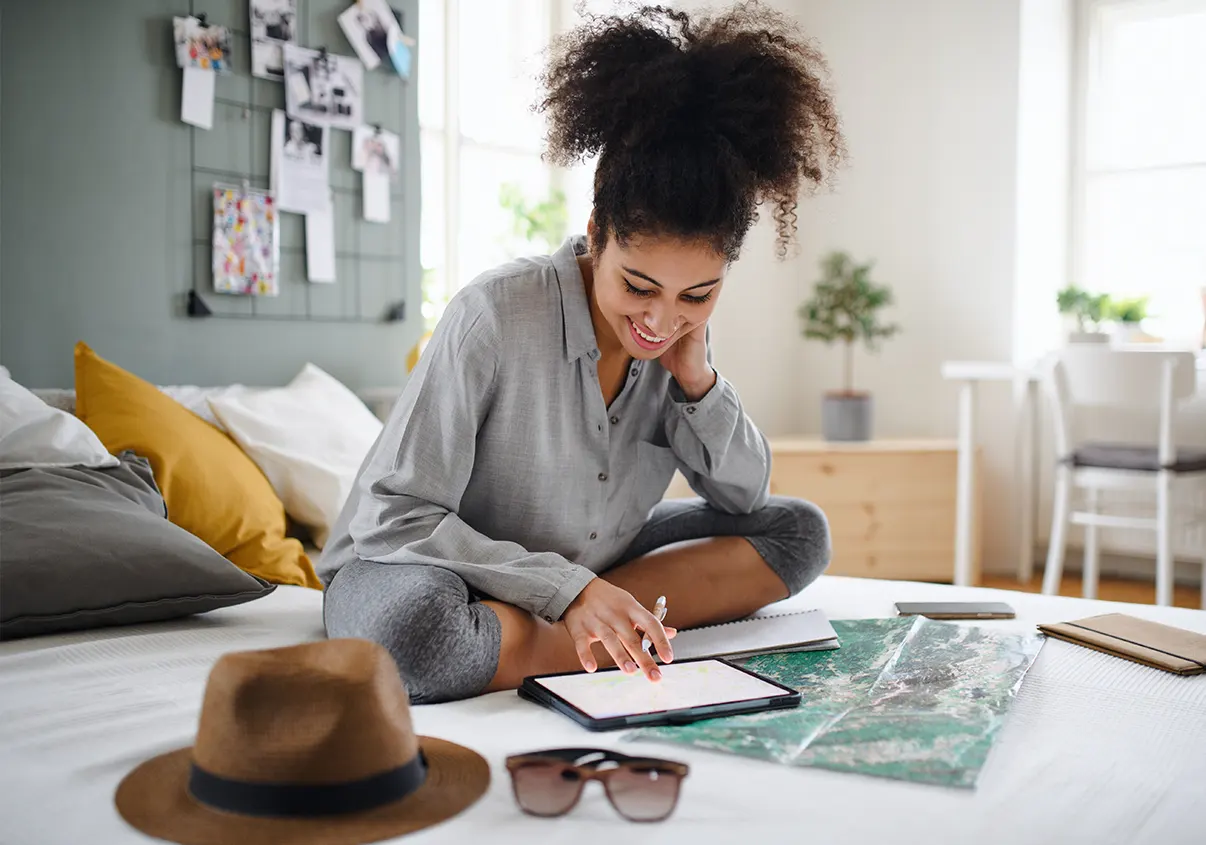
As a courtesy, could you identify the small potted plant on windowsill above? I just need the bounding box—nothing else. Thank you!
[1106,295,1150,343]
[1056,285,1111,344]
[798,251,900,442]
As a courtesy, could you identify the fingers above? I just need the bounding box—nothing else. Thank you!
[573,634,597,673]
[639,613,675,666]
[565,618,598,673]
[597,629,636,675]
[623,626,661,681]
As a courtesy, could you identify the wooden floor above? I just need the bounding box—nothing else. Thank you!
[981,572,1203,610]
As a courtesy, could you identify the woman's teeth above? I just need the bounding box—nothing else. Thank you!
[631,319,666,343]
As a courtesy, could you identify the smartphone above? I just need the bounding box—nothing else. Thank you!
[894,601,1016,620]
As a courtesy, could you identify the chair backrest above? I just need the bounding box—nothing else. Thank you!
[1043,347,1198,464]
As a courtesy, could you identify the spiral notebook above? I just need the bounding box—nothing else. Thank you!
[666,608,839,662]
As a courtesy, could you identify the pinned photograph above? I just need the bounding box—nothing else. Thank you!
[283,44,364,131]
[250,0,298,80]
[173,16,233,73]
[338,0,415,77]
[351,125,400,175]
[271,109,332,215]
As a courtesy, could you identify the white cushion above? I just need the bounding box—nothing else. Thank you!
[0,374,118,470]
[206,363,383,548]
[159,384,253,431]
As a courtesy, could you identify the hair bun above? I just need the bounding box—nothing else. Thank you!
[538,2,845,258]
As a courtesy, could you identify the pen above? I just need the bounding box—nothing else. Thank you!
[641,595,667,653]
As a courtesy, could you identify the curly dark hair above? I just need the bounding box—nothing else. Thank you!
[536,1,846,261]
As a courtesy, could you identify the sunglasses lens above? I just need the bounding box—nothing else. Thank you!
[606,766,682,822]
[511,763,582,816]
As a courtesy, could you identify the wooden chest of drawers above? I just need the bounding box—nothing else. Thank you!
[663,438,979,584]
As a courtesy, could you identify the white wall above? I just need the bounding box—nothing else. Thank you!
[703,0,1034,573]
[1014,0,1074,367]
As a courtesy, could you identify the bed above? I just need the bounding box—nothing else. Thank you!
[2,574,1203,845]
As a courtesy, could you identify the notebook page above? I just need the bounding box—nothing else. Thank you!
[668,609,838,661]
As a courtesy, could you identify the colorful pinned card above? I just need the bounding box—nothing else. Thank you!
[212,186,280,296]
[172,16,233,73]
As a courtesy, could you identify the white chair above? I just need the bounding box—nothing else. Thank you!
[1041,347,1206,608]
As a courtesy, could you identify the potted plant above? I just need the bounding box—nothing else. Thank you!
[1106,295,1149,342]
[798,251,900,441]
[1056,285,1110,343]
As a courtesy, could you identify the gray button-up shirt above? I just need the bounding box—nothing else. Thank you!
[318,236,771,622]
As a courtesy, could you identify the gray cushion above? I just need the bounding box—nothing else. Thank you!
[1070,442,1206,474]
[0,451,275,640]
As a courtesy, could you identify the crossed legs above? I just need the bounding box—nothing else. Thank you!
[324,496,831,704]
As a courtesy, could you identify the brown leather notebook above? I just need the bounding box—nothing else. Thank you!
[1038,613,1206,676]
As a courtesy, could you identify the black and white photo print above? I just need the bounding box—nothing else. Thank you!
[284,117,324,164]
[283,44,364,131]
[337,0,405,72]
[271,109,331,215]
[250,0,297,80]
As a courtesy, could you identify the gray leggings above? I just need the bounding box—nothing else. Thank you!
[323,496,831,704]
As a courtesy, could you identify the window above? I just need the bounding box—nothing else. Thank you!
[1072,0,1206,346]
[417,0,606,331]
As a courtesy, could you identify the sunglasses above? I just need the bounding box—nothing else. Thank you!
[505,747,689,822]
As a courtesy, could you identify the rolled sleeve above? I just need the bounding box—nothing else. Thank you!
[664,369,772,514]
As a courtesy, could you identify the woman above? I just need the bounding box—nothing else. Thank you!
[320,2,845,704]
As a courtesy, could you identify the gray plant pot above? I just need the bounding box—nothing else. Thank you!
[822,393,873,441]
[1067,331,1109,344]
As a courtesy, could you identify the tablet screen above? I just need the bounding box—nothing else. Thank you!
[532,659,790,720]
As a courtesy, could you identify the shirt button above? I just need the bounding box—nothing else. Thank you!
[589,531,597,540]
[609,415,619,425]
[631,367,639,377]
[597,423,603,432]
[598,472,608,482]
[686,406,697,414]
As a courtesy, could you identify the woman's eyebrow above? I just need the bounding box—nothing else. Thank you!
[622,266,721,290]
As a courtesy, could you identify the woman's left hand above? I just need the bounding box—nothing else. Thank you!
[658,321,716,401]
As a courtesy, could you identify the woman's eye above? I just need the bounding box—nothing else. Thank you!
[682,292,713,305]
[624,279,655,298]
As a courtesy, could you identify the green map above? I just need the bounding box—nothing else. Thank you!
[624,617,1044,788]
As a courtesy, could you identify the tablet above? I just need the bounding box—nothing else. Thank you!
[518,658,801,731]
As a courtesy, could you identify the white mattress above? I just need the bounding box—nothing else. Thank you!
[2,575,1204,845]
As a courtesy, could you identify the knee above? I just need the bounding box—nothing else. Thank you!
[763,496,832,595]
[324,563,495,704]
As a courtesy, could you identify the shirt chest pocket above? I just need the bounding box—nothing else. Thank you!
[616,440,681,537]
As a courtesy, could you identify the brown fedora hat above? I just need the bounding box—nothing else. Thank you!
[115,638,489,845]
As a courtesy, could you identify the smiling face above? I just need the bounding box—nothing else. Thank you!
[583,220,727,361]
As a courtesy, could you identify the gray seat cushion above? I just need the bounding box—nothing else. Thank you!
[1070,442,1206,474]
[0,451,274,640]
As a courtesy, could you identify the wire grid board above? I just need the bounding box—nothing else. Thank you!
[185,0,416,323]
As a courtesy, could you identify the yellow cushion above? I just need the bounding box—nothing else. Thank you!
[73,343,321,590]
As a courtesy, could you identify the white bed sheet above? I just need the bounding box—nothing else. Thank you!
[2,575,1204,845]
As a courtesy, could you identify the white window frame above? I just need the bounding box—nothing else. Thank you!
[1068,0,1206,344]
[420,0,572,327]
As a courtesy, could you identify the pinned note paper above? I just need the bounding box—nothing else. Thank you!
[181,67,216,129]
[363,171,390,223]
[305,196,336,283]
[351,125,398,224]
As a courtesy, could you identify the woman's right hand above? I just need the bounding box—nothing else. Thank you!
[563,579,675,681]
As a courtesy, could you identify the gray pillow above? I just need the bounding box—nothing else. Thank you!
[0,451,275,640]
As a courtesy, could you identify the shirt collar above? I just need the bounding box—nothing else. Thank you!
[552,234,600,363]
